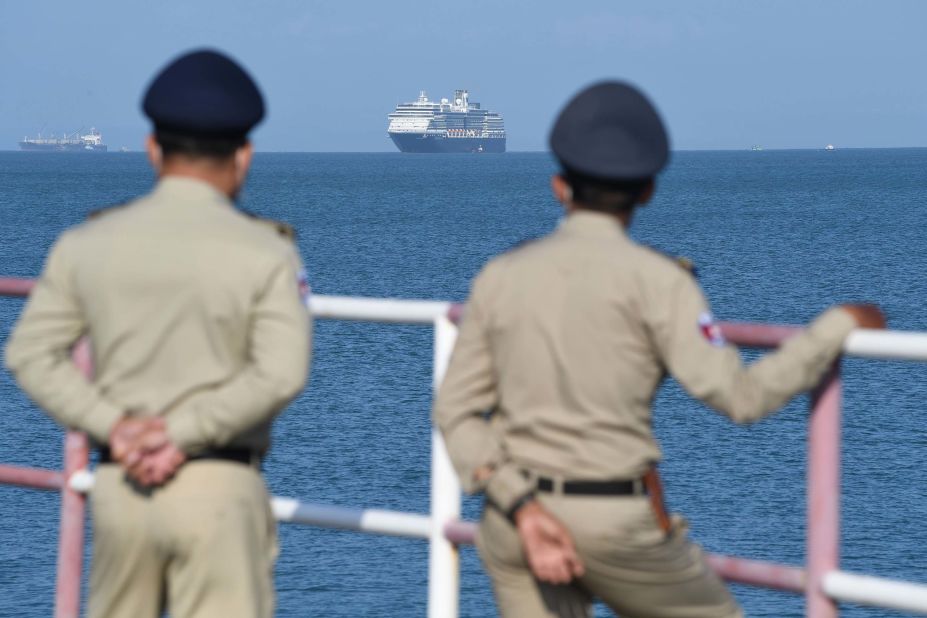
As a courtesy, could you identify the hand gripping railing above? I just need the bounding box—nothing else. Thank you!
[3,276,927,616]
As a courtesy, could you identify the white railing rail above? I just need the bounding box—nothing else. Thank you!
[309,294,450,324]
[307,294,927,362]
[428,315,462,618]
[304,295,927,617]
[823,571,927,614]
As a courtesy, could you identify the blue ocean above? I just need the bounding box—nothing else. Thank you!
[1,149,926,617]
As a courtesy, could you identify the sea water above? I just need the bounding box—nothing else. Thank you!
[1,149,926,617]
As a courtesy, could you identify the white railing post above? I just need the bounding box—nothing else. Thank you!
[428,315,461,618]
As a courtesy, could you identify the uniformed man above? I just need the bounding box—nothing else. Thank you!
[4,49,311,618]
[433,81,885,617]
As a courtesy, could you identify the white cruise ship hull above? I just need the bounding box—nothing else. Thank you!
[389,133,505,153]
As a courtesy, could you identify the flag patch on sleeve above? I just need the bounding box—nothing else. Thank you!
[698,312,726,347]
[297,268,312,306]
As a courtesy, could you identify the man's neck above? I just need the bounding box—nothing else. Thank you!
[158,163,237,199]
[566,204,634,228]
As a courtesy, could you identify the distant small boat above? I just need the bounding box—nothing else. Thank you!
[825,144,836,151]
[751,145,763,151]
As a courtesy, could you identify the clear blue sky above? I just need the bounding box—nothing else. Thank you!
[1,1,925,152]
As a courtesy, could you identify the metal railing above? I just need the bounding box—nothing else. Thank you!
[2,276,927,616]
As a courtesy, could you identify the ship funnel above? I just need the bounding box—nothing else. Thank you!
[453,89,469,110]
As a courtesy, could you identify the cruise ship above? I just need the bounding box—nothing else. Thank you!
[387,90,505,153]
[18,128,107,152]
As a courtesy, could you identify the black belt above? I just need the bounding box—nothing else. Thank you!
[533,475,647,496]
[97,447,258,466]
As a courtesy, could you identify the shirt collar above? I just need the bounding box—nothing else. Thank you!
[558,209,629,240]
[151,176,233,208]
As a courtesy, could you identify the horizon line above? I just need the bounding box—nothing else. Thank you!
[2,146,926,154]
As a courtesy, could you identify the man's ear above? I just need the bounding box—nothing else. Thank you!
[551,175,573,207]
[145,135,163,174]
[234,142,254,185]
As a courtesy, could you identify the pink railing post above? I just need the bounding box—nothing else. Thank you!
[53,337,93,618]
[54,431,89,618]
[806,362,841,617]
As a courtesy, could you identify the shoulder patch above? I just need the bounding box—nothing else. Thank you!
[698,312,727,347]
[296,267,312,306]
[642,245,698,278]
[87,202,129,220]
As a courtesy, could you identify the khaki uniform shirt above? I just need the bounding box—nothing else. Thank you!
[5,177,312,454]
[434,210,855,513]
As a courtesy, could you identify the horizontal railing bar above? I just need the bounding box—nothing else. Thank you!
[310,295,451,325]
[0,279,452,325]
[0,277,34,296]
[439,518,808,594]
[5,279,927,360]
[271,500,812,597]
[824,570,927,614]
[443,519,477,545]
[844,330,927,362]
[271,497,431,539]
[721,322,927,361]
[718,323,803,349]
[706,554,805,593]
[10,468,927,611]
[0,464,64,491]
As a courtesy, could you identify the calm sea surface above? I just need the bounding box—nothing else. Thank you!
[1,150,926,617]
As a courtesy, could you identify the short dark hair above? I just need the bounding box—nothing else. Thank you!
[155,129,245,160]
[564,169,651,214]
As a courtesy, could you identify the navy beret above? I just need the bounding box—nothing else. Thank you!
[142,49,265,138]
[550,81,669,182]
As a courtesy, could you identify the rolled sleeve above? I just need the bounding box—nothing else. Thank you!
[484,462,536,514]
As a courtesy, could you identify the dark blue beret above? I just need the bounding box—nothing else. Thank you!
[142,49,265,138]
[549,81,669,182]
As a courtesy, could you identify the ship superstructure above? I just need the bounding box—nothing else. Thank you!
[388,90,505,153]
[18,128,107,152]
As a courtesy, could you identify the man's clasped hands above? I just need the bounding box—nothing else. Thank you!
[108,416,187,487]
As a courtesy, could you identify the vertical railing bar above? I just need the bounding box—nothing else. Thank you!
[427,316,462,618]
[53,431,88,618]
[54,337,93,618]
[806,362,842,617]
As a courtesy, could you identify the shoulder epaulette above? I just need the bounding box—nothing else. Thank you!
[643,245,698,278]
[86,202,129,221]
[264,219,296,241]
[675,256,697,276]
[243,211,296,241]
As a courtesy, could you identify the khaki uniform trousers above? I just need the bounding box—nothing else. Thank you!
[477,493,742,618]
[88,460,278,618]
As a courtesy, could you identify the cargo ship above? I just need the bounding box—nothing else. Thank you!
[387,90,505,153]
[18,128,107,152]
